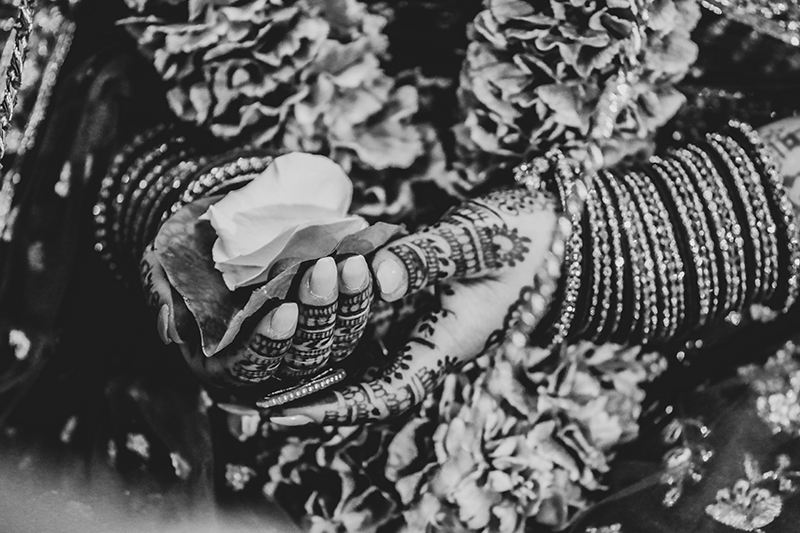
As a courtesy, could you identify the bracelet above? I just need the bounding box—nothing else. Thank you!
[706,134,763,306]
[93,125,170,278]
[728,120,800,313]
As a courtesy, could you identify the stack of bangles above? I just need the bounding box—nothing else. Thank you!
[520,120,800,348]
[92,124,273,284]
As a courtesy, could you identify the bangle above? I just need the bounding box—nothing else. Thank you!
[706,134,762,306]
[592,170,629,343]
[93,125,170,278]
[717,134,779,304]
[686,144,747,318]
[728,120,800,313]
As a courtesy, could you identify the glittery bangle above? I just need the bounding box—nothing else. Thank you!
[606,168,657,343]
[717,134,779,304]
[519,185,583,355]
[706,134,761,307]
[672,149,724,327]
[686,144,747,318]
[628,167,688,341]
[120,139,190,255]
[728,120,800,313]
[135,156,209,261]
[546,161,584,347]
[592,170,629,343]
[93,125,169,277]
[575,176,610,338]
[662,156,715,329]
[167,153,273,220]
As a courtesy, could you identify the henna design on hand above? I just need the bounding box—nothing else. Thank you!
[227,334,291,384]
[331,282,373,362]
[280,301,337,378]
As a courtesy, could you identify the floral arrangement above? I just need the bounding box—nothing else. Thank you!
[122,0,448,222]
[258,342,666,532]
[455,0,701,184]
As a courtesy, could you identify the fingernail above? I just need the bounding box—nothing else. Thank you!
[341,255,368,292]
[269,415,314,427]
[309,257,337,300]
[270,303,298,339]
[376,259,402,295]
[157,305,172,345]
[165,306,184,345]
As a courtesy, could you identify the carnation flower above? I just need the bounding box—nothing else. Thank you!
[389,342,666,532]
[124,0,328,145]
[455,0,701,185]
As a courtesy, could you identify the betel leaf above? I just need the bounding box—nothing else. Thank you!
[155,198,406,356]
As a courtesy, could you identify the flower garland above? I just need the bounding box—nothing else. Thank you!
[455,0,701,184]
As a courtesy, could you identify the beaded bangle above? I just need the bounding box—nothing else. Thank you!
[135,156,207,261]
[627,167,687,341]
[167,153,273,220]
[662,156,715,330]
[728,120,800,313]
[717,134,779,303]
[547,161,585,347]
[706,134,763,307]
[592,170,629,343]
[686,144,747,317]
[120,142,190,254]
[93,125,170,277]
[670,150,722,328]
[607,168,658,343]
[575,176,609,338]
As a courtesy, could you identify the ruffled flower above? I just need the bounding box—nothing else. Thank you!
[124,0,328,145]
[456,0,701,185]
[389,343,666,532]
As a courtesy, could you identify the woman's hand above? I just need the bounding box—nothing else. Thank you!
[140,251,373,393]
[272,187,559,425]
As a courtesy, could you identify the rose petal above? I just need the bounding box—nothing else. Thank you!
[202,152,354,259]
[219,215,368,289]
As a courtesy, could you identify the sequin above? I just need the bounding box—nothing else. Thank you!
[225,464,256,492]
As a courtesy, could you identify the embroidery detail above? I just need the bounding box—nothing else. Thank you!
[225,463,256,492]
[660,418,714,507]
[740,341,800,435]
[705,454,799,532]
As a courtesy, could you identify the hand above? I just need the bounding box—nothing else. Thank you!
[140,250,373,394]
[272,187,559,425]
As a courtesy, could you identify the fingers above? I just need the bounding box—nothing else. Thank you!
[188,302,298,389]
[272,281,503,425]
[279,257,339,379]
[331,255,373,363]
[224,303,298,384]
